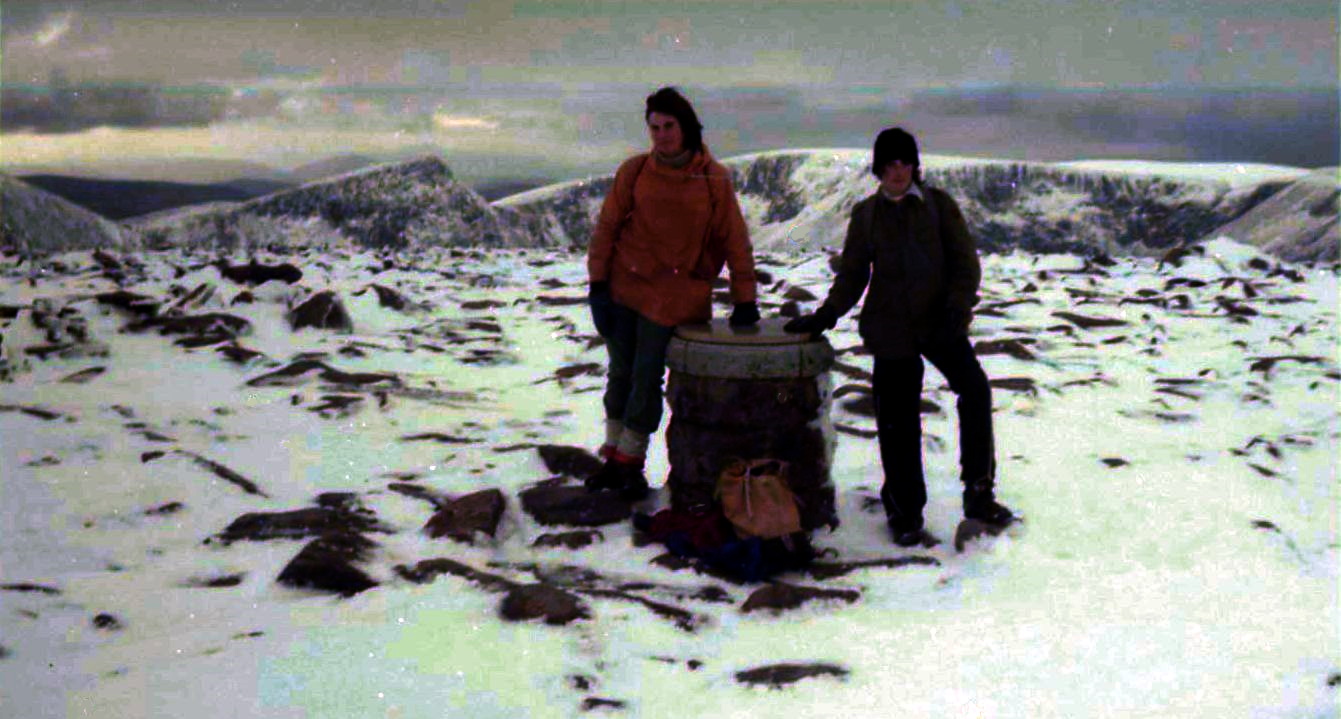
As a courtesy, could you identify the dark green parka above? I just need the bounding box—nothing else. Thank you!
[821,185,981,358]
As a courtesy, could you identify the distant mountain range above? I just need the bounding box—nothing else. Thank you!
[2,151,1336,262]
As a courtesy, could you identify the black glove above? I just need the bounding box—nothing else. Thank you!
[729,301,760,327]
[589,281,614,337]
[783,304,838,335]
[929,306,970,347]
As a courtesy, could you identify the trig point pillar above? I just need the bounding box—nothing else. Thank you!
[663,317,837,531]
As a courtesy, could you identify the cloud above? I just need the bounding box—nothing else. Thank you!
[33,11,75,47]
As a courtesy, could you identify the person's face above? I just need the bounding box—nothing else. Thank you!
[880,159,915,196]
[647,112,685,155]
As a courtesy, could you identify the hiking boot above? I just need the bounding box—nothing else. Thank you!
[617,466,650,502]
[888,516,929,548]
[964,487,1016,527]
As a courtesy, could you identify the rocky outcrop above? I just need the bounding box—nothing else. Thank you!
[1207,168,1338,262]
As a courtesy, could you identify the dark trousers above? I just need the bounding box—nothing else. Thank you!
[873,336,996,527]
[602,302,676,436]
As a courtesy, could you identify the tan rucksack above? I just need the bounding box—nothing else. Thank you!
[715,459,802,540]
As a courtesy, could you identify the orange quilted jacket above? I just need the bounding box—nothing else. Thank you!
[587,148,757,327]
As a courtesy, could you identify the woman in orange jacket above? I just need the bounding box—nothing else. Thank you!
[585,86,759,499]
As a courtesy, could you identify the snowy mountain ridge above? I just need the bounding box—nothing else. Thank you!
[501,149,1334,261]
[2,150,1334,262]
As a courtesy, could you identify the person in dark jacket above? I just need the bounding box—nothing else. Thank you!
[784,127,1015,546]
[586,87,760,500]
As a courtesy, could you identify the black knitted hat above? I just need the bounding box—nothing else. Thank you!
[871,127,921,181]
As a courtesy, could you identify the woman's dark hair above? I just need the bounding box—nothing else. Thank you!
[871,126,923,185]
[645,86,704,153]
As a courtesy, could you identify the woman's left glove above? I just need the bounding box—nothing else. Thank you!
[729,301,760,327]
[589,281,614,337]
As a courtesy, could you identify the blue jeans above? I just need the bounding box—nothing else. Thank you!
[603,302,676,436]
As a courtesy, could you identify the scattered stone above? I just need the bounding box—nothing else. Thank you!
[989,377,1038,395]
[734,662,849,689]
[95,290,160,317]
[1247,355,1324,375]
[533,529,604,550]
[1051,311,1128,330]
[424,489,507,543]
[367,283,409,311]
[177,451,269,497]
[287,290,353,332]
[183,573,246,588]
[276,532,379,597]
[214,503,386,544]
[400,432,475,444]
[141,451,166,463]
[1,582,62,595]
[394,558,518,592]
[0,404,64,421]
[1100,457,1129,468]
[127,313,251,341]
[498,583,589,625]
[59,366,106,384]
[245,359,399,388]
[216,343,265,365]
[387,482,446,509]
[145,501,184,515]
[580,697,626,712]
[519,484,633,527]
[217,260,302,286]
[833,423,878,439]
[536,444,604,479]
[953,518,1011,553]
[974,338,1038,361]
[741,582,860,613]
[92,613,123,631]
[804,556,940,580]
[568,674,595,691]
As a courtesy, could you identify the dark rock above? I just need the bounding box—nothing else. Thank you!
[215,505,385,544]
[245,359,399,388]
[424,489,506,543]
[519,484,633,527]
[387,482,447,508]
[533,529,604,550]
[145,501,184,515]
[1052,311,1128,330]
[183,573,246,588]
[734,662,849,689]
[1,582,62,595]
[177,450,269,497]
[276,532,378,596]
[288,290,353,332]
[127,313,251,345]
[394,558,518,592]
[580,697,626,712]
[367,284,409,311]
[741,582,860,614]
[216,343,265,365]
[141,451,166,463]
[58,366,106,384]
[953,518,1010,553]
[804,556,941,580]
[568,674,594,691]
[1100,457,1129,468]
[217,260,303,286]
[498,583,589,625]
[95,290,160,317]
[537,444,604,479]
[92,613,123,631]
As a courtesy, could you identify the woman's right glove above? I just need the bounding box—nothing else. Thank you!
[589,281,614,337]
[783,304,838,335]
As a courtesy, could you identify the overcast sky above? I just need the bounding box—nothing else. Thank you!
[2,0,1336,90]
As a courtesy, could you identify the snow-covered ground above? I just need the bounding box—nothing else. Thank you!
[1,235,1337,717]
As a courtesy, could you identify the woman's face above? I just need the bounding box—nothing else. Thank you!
[647,112,685,155]
[880,159,915,197]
